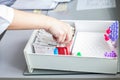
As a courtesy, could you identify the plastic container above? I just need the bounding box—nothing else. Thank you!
[24,20,119,74]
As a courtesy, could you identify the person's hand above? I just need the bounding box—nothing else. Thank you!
[7,9,73,44]
[45,19,73,44]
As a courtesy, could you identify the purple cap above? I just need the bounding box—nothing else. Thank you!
[109,21,119,41]
[104,51,117,58]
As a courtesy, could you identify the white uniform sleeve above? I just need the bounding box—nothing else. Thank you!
[0,5,14,35]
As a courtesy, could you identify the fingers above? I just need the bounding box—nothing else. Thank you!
[45,19,74,44]
[64,32,72,43]
[53,31,67,43]
[64,25,74,43]
[57,27,74,44]
[59,33,66,43]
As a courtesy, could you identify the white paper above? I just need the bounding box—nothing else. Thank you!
[76,0,116,10]
[11,0,58,9]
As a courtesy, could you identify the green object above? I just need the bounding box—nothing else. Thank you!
[77,52,81,56]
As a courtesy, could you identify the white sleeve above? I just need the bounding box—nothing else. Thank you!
[0,5,14,35]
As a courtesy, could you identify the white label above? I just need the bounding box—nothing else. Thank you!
[76,0,116,10]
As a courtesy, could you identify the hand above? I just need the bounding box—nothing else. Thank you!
[8,9,73,44]
[45,19,73,44]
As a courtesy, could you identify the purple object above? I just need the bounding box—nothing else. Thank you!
[104,51,117,58]
[109,21,119,41]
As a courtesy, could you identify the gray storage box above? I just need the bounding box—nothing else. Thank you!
[24,20,119,74]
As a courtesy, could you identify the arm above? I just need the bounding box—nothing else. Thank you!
[8,9,73,43]
[8,9,54,30]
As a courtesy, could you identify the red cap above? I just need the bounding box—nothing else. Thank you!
[106,28,111,34]
[104,34,109,41]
